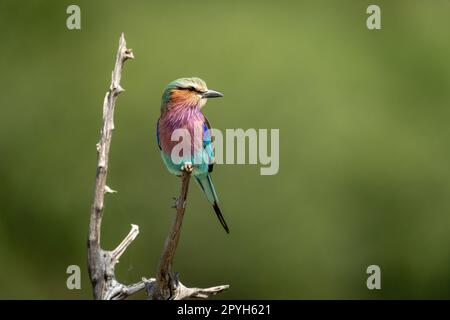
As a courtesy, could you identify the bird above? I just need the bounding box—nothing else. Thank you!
[156,77,230,233]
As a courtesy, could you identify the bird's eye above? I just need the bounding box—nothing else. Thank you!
[187,86,196,91]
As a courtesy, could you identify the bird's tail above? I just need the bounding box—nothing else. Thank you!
[195,174,230,233]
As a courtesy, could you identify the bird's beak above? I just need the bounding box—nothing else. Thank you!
[202,89,223,99]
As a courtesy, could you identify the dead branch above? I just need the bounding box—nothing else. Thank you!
[87,33,144,300]
[146,166,229,300]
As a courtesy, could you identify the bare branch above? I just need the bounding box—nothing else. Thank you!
[147,166,229,300]
[147,170,191,299]
[104,185,117,194]
[174,282,230,300]
[108,278,154,300]
[147,271,229,300]
[87,33,144,300]
[111,224,139,262]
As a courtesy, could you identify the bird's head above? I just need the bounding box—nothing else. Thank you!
[160,77,223,112]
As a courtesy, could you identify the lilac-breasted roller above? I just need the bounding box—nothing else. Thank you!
[156,77,230,233]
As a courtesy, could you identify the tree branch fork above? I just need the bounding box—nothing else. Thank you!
[87,33,229,300]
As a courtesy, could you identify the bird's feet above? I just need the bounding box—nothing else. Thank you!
[181,162,194,174]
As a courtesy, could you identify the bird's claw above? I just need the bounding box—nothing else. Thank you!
[181,162,193,174]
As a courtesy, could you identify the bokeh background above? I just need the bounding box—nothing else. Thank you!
[1,0,450,299]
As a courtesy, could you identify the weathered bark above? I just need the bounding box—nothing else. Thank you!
[146,167,229,300]
[87,33,146,300]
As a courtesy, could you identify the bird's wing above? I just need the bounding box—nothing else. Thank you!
[203,116,215,173]
[156,118,162,150]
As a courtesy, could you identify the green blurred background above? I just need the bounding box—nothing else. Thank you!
[1,0,450,299]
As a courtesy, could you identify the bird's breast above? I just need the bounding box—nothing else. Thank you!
[158,109,205,156]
